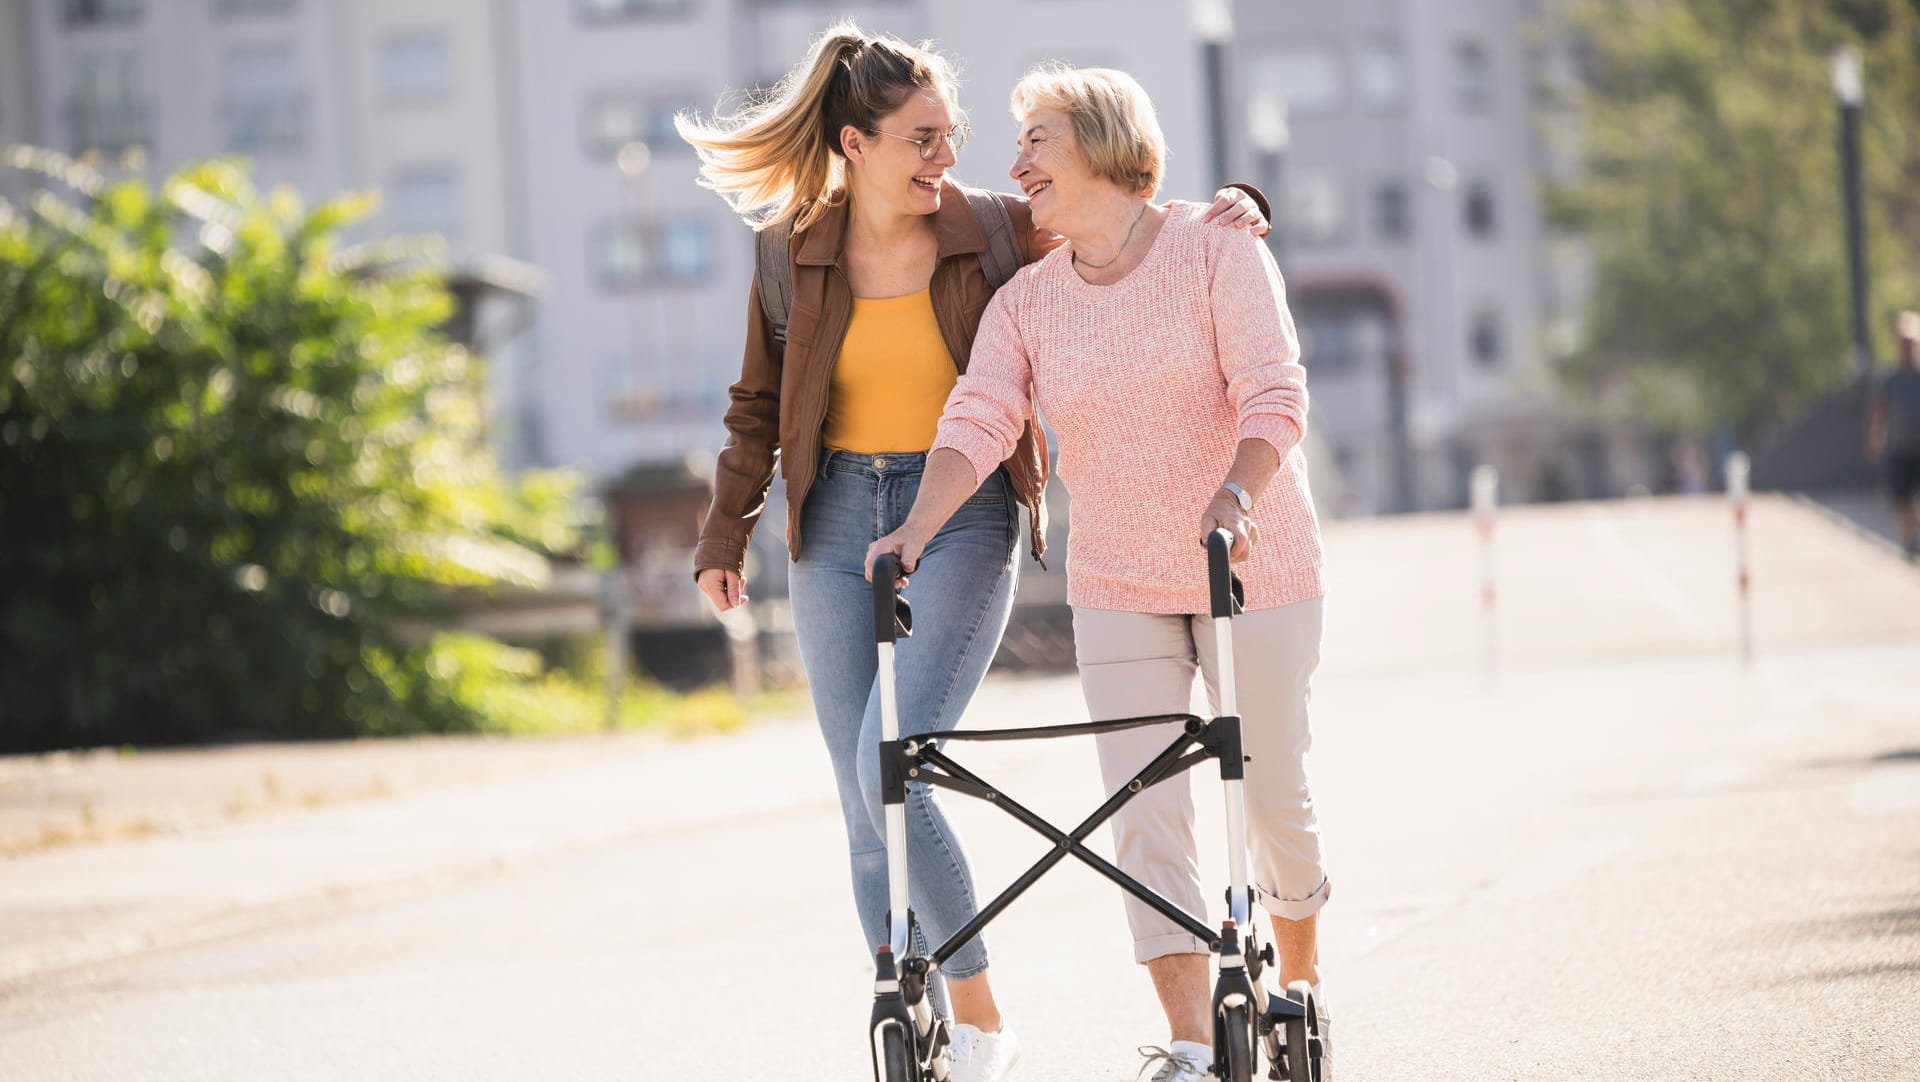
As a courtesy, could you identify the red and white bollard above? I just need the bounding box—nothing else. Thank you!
[1726,451,1753,667]
[1472,464,1500,688]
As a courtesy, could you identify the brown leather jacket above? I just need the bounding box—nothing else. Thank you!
[693,179,1268,577]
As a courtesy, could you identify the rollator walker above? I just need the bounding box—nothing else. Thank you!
[867,529,1326,1082]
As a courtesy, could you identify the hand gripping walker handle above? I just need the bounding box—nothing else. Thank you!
[871,554,913,644]
[1206,529,1246,620]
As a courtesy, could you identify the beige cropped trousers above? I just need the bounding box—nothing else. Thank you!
[1072,597,1331,963]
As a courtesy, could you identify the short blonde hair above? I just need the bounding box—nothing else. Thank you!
[1010,64,1165,198]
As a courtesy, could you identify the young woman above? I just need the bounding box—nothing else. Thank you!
[679,25,1267,1082]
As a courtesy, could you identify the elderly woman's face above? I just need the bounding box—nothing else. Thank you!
[1009,106,1096,229]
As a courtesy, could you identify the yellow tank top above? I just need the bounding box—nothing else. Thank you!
[822,289,958,454]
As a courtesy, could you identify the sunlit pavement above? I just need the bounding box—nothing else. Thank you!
[3,495,1916,1080]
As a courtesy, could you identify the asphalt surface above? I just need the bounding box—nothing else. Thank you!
[2,495,1917,1081]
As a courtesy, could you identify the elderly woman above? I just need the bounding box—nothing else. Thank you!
[867,65,1332,1082]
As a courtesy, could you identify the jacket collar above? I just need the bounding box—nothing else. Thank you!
[794,179,988,267]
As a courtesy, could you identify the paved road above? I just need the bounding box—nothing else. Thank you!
[3,496,1917,1080]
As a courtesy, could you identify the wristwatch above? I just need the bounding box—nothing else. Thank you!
[1220,480,1254,513]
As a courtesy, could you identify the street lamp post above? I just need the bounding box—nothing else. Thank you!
[608,138,655,728]
[1190,0,1233,191]
[1248,93,1289,271]
[1832,46,1872,383]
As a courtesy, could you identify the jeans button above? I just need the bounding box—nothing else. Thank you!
[873,457,888,470]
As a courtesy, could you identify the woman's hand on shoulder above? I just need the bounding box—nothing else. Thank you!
[696,567,748,612]
[1201,188,1271,237]
[1201,490,1260,564]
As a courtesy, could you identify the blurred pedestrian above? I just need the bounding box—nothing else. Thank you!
[1866,310,1920,558]
[677,23,1268,1082]
[868,65,1331,1082]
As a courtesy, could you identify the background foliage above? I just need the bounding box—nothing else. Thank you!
[1555,0,1920,438]
[0,151,618,751]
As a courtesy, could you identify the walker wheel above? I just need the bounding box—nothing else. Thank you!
[1215,1002,1255,1082]
[876,1023,913,1082]
[1280,981,1315,1082]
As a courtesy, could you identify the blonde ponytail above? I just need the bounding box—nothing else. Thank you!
[675,20,957,233]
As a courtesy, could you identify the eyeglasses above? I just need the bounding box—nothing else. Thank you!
[863,122,970,161]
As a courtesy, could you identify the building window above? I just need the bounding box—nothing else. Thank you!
[1279,174,1347,247]
[380,32,453,103]
[63,0,141,27]
[222,44,304,152]
[66,52,146,154]
[1373,179,1410,242]
[1354,38,1404,109]
[1470,308,1503,367]
[592,218,716,289]
[602,356,657,421]
[1454,40,1493,112]
[1248,47,1342,116]
[387,166,463,241]
[213,0,295,16]
[1464,180,1496,238]
[577,0,690,23]
[582,93,690,158]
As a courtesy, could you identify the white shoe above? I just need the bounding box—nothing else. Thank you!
[1135,1041,1210,1082]
[949,1023,1019,1082]
[1312,990,1332,1082]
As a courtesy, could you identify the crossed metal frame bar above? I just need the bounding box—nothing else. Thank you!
[882,711,1245,970]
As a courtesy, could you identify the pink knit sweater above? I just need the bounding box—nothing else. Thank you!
[933,202,1325,615]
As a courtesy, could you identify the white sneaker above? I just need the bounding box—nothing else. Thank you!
[1135,1042,1210,1082]
[949,1023,1019,1082]
[1312,990,1332,1082]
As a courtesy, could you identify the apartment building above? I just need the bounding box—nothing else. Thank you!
[1226,0,1595,511]
[8,0,1602,513]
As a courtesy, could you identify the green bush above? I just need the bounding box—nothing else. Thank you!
[0,150,589,750]
[403,632,751,737]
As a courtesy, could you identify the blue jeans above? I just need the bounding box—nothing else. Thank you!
[788,450,1019,1001]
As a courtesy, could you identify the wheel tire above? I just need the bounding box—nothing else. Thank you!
[880,1024,914,1082]
[1217,1003,1255,1082]
[1282,981,1313,1082]
[1283,1013,1311,1082]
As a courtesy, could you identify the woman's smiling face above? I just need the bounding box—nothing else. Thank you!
[1008,106,1095,230]
[846,88,961,215]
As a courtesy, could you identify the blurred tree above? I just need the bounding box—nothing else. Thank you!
[0,151,586,751]
[1553,0,1920,438]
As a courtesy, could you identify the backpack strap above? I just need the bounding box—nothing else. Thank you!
[961,187,1023,289]
[754,217,796,344]
[758,192,1017,343]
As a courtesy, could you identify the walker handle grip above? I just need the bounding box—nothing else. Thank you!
[872,554,913,644]
[1207,529,1245,620]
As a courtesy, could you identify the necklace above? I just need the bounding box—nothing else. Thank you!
[1072,202,1149,270]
